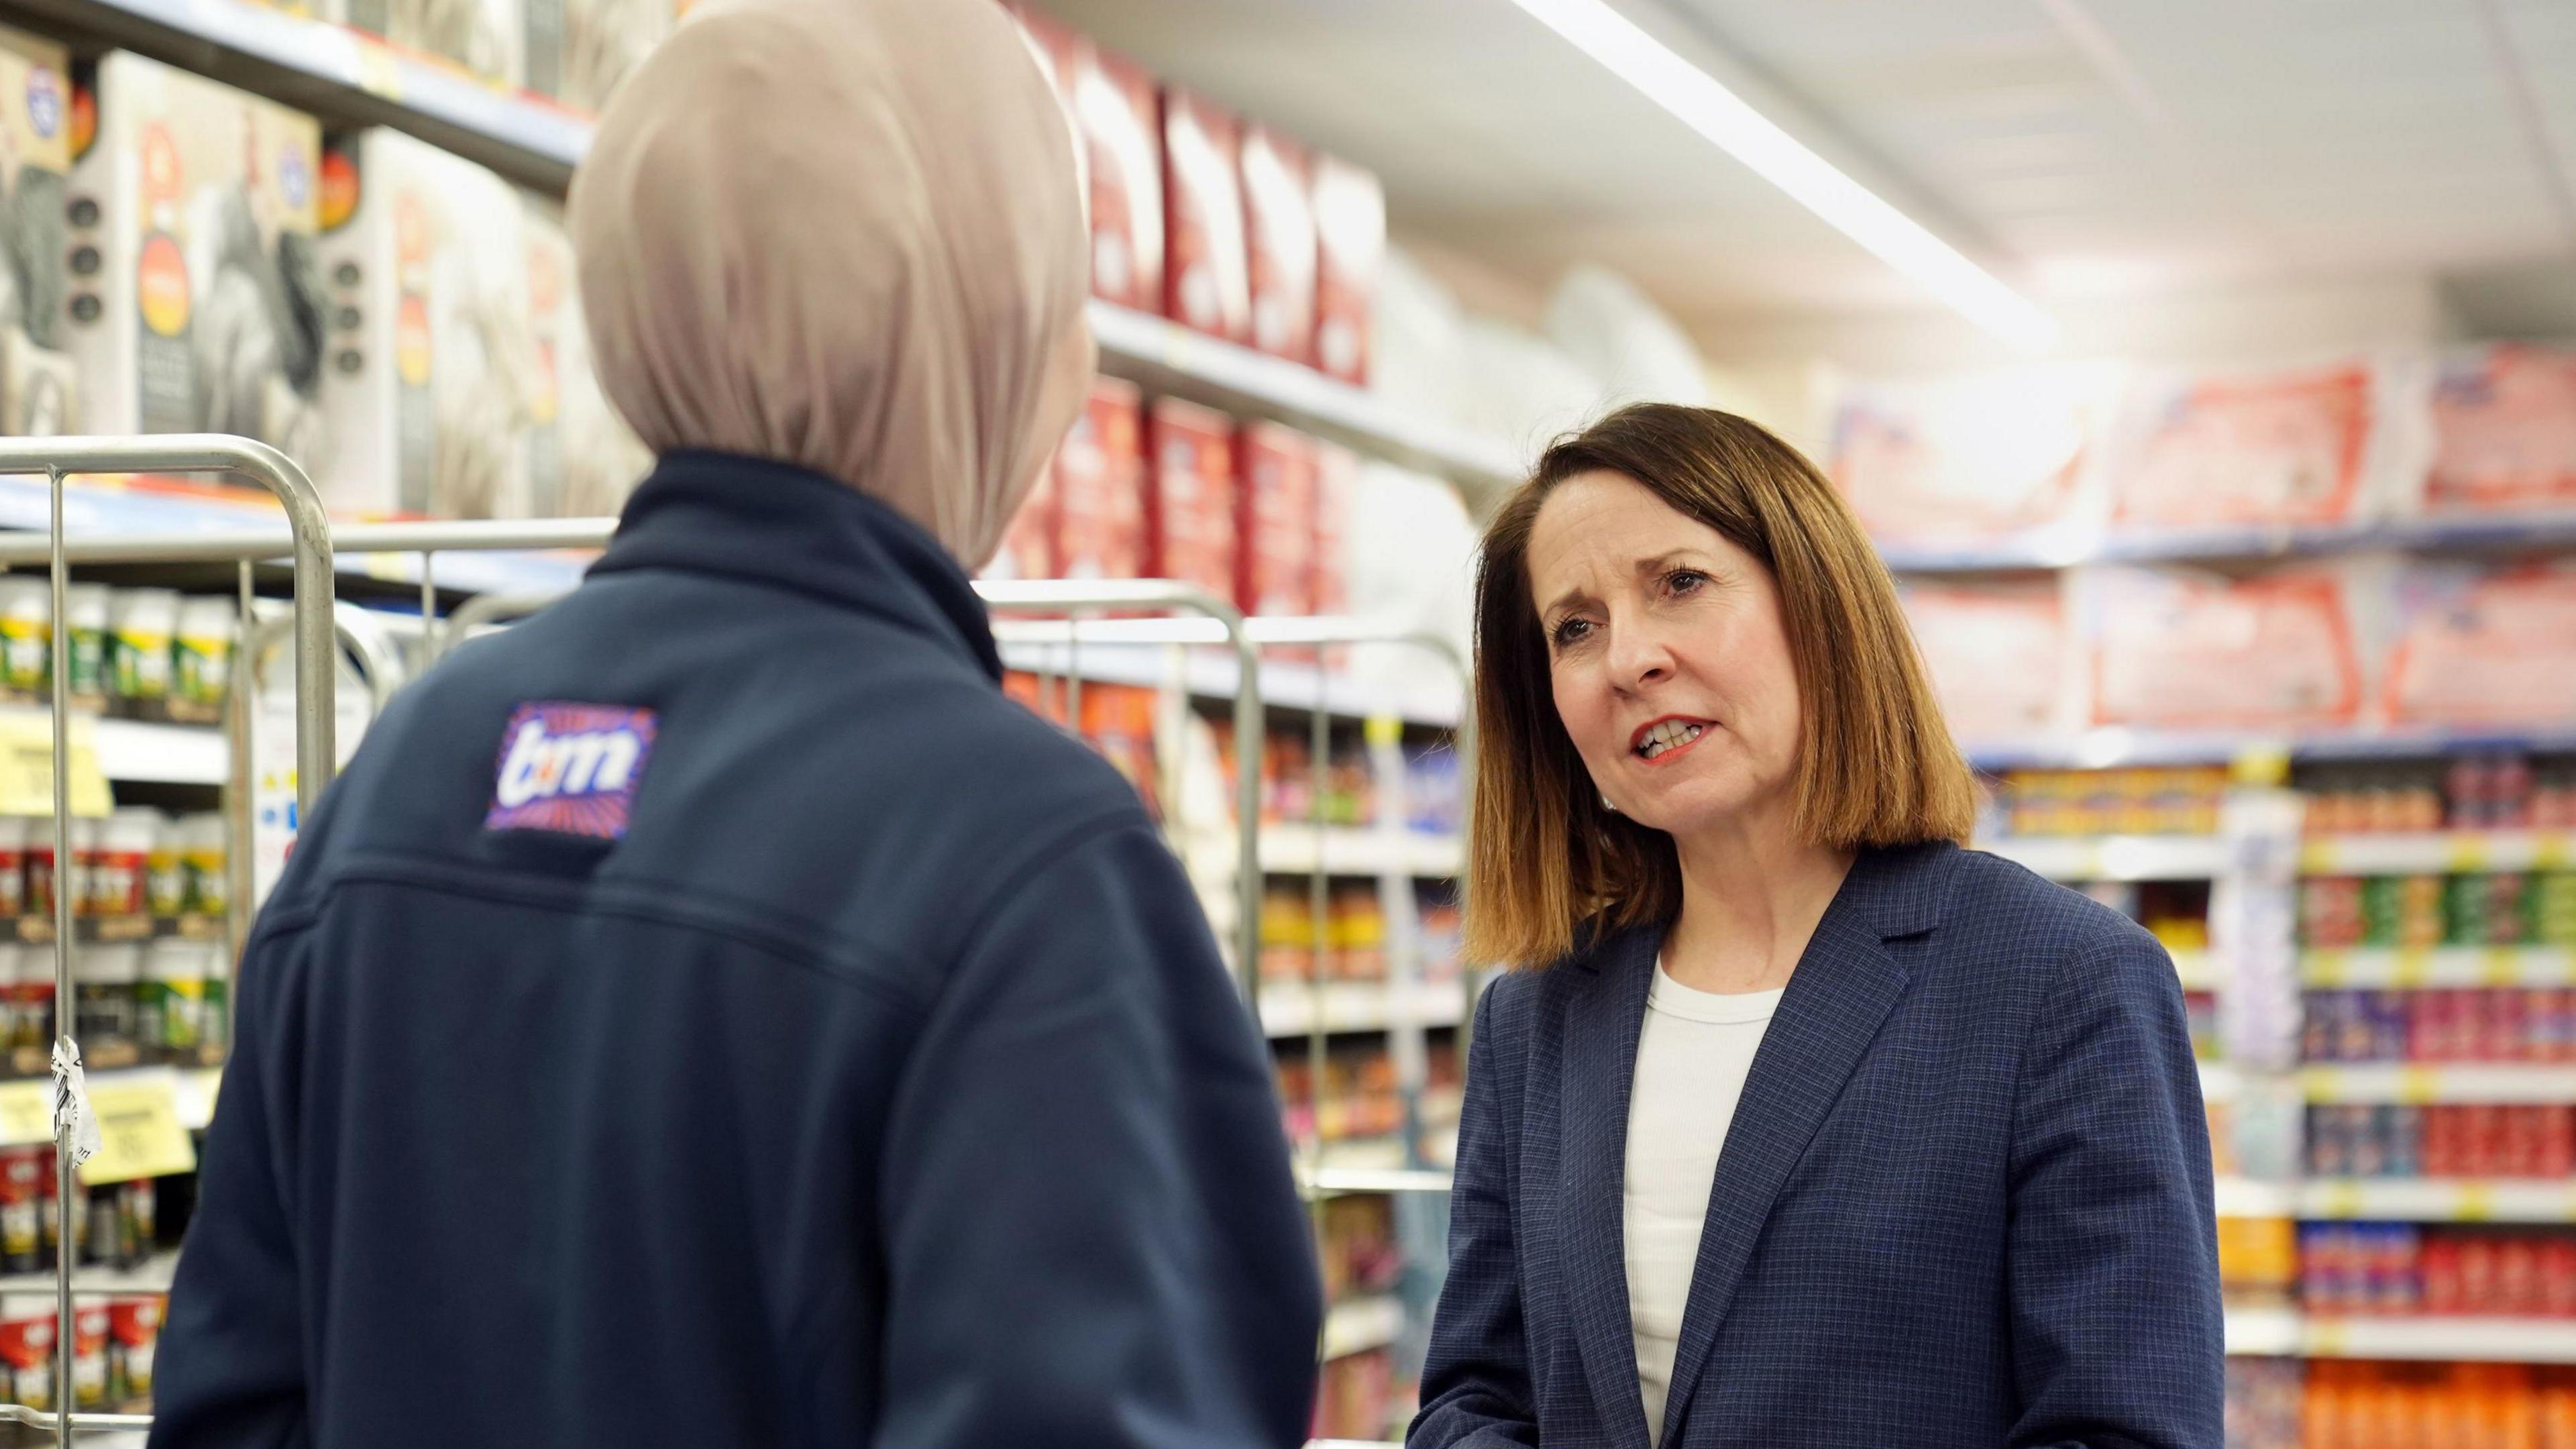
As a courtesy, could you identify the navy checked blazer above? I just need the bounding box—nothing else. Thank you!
[1409,839,2224,1449]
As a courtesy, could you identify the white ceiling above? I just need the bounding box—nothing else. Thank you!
[1030,0,2576,341]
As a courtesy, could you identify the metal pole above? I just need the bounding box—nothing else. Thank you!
[46,464,70,1444]
[419,550,437,663]
[229,564,256,971]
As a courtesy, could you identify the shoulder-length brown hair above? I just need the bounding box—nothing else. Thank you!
[1466,402,1976,969]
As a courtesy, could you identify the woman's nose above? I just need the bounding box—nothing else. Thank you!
[1605,616,1676,691]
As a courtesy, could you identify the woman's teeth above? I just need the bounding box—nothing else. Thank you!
[1637,721,1705,759]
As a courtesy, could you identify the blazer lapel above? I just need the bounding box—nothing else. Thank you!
[1558,925,1660,1449]
[1654,849,1940,1446]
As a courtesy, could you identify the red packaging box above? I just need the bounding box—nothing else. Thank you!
[1240,125,1316,366]
[2460,1236,2501,1313]
[1311,153,1384,386]
[1236,421,1318,617]
[1147,397,1237,601]
[1010,9,1165,315]
[2424,1107,2458,1177]
[0,1305,51,1370]
[2429,345,2576,515]
[984,461,1059,582]
[1312,440,1358,615]
[2111,364,2377,529]
[70,1300,105,1408]
[2501,1238,2545,1318]
[2542,1106,2576,1177]
[1057,378,1147,582]
[1162,88,1252,344]
[2465,1105,2506,1177]
[2549,1240,2576,1318]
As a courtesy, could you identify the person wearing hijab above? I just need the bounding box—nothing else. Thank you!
[146,0,1322,1444]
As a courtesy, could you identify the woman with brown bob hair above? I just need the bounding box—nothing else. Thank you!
[1409,405,2222,1449]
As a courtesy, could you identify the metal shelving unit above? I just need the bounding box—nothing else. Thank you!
[1876,511,2576,576]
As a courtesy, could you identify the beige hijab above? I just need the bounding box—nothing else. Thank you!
[567,0,1094,568]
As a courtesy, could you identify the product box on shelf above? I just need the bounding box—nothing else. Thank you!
[1311,154,1382,387]
[0,29,72,439]
[2428,344,2576,516]
[519,197,649,517]
[1162,87,1251,345]
[523,0,669,113]
[1826,366,2110,543]
[332,0,523,86]
[1240,123,1315,367]
[2082,563,2368,731]
[1236,420,1316,617]
[317,128,533,520]
[2380,557,2576,729]
[1010,8,1163,315]
[1056,376,1145,581]
[1146,396,1236,602]
[66,54,326,468]
[1313,439,1356,616]
[2104,360,2422,531]
[981,460,1058,582]
[1900,578,2072,740]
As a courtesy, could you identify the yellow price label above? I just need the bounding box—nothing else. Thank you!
[2318,1181,2364,1218]
[0,1080,48,1146]
[362,553,411,583]
[2456,1182,2496,1222]
[2538,836,2572,871]
[2398,1065,2440,1106]
[0,708,111,818]
[2481,949,2524,987]
[2447,837,2491,873]
[2300,840,2339,875]
[2310,1320,2351,1356]
[77,1073,197,1185]
[2393,948,2434,989]
[1362,714,1403,749]
[2308,951,2350,988]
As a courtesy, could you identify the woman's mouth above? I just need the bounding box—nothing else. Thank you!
[1631,717,1711,763]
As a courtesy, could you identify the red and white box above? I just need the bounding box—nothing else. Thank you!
[1311,154,1383,387]
[1008,9,1165,314]
[2108,362,2397,529]
[1313,440,1358,616]
[2427,344,2576,515]
[2381,557,2576,729]
[1147,396,1236,600]
[981,458,1058,582]
[1236,421,1318,617]
[2082,564,2367,731]
[1057,377,1146,582]
[1240,124,1316,367]
[1162,87,1252,345]
[1900,578,2072,740]
[1827,368,2108,543]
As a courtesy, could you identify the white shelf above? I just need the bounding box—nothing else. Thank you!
[2224,1306,2306,1357]
[1878,512,2576,575]
[1261,980,1470,1038]
[1322,1295,1405,1360]
[2215,1178,2298,1218]
[1977,835,2231,881]
[1261,825,1463,879]
[1965,728,2576,773]
[2200,1063,2243,1104]
[0,1249,178,1296]
[1313,1137,1410,1174]
[2172,950,2218,991]
[994,638,1463,728]
[2302,1064,2576,1104]
[1088,303,1522,496]
[93,717,227,786]
[2303,1316,2576,1364]
[2300,831,2575,877]
[2297,1179,2576,1222]
[2304,947,2576,989]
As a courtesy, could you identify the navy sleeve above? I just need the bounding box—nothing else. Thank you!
[149,920,313,1449]
[1407,983,1538,1448]
[2004,928,2225,1449]
[871,816,1320,1449]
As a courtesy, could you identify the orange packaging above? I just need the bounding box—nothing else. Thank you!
[1311,153,1383,386]
[1235,421,1317,618]
[1240,124,1316,366]
[1056,378,1146,582]
[2429,345,2576,515]
[2113,364,2377,529]
[1146,397,1236,601]
[2084,564,2364,731]
[1161,87,1251,344]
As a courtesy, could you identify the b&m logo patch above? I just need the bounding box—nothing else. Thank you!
[485,702,657,840]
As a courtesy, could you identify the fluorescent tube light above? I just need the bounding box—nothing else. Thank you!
[1503,0,2060,353]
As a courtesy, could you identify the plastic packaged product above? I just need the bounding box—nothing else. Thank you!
[1234,421,1317,618]
[139,936,205,1059]
[1161,87,1251,345]
[0,579,44,696]
[318,130,537,520]
[90,808,154,918]
[0,1148,35,1275]
[522,0,666,111]
[2080,564,2363,731]
[0,1301,52,1411]
[2108,362,2383,529]
[1055,377,1145,582]
[333,0,522,86]
[1311,154,1382,386]
[57,584,105,704]
[107,1295,156,1403]
[1900,580,2070,740]
[67,814,100,919]
[1240,124,1315,366]
[169,595,233,724]
[104,588,177,703]
[68,1295,104,1407]
[5,945,49,1056]
[2427,344,2576,515]
[1827,368,2107,541]
[64,54,325,466]
[2381,558,2576,729]
[71,941,138,1059]
[179,812,227,917]
[0,816,23,920]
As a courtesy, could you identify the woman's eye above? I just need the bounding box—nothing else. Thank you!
[1550,616,1593,648]
[1668,569,1709,595]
